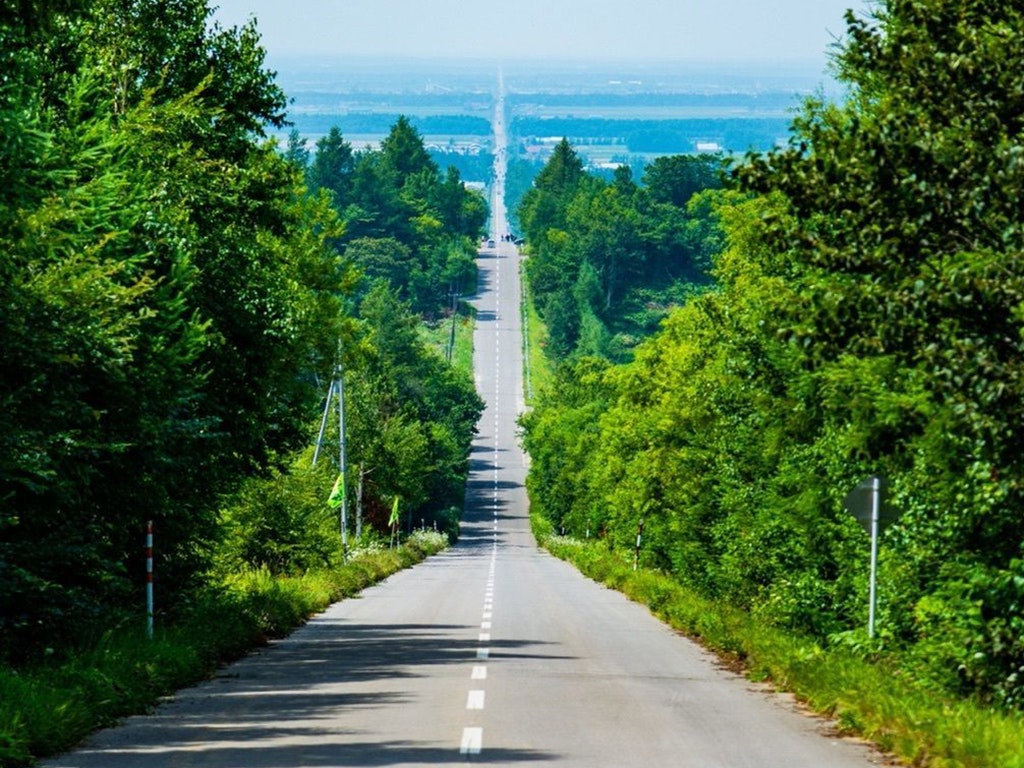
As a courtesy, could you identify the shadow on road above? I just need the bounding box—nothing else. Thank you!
[74,740,557,767]
[56,623,570,767]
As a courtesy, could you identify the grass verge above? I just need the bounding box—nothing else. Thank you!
[421,302,475,378]
[520,262,552,403]
[531,514,1024,768]
[0,531,448,768]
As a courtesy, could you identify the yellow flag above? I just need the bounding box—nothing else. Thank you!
[389,496,400,527]
[327,473,345,508]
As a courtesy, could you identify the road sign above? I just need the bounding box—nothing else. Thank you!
[843,476,899,535]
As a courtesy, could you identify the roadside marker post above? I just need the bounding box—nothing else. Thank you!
[633,519,644,571]
[146,521,154,639]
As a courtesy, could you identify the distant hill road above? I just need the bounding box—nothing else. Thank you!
[41,73,883,768]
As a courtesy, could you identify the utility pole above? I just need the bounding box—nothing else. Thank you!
[446,287,458,363]
[338,358,348,560]
[313,344,349,562]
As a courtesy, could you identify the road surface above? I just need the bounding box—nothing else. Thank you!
[42,77,883,768]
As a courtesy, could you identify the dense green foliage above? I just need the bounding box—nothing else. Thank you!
[293,117,488,316]
[520,141,722,360]
[0,1,482,666]
[427,149,493,186]
[503,156,544,234]
[522,0,1024,711]
[0,0,349,658]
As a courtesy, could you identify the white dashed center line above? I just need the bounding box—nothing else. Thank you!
[461,727,483,755]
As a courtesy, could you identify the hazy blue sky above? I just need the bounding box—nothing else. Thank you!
[212,0,875,65]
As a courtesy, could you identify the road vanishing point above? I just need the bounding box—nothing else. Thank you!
[42,77,884,768]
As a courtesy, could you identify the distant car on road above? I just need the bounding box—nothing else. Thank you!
[487,239,495,248]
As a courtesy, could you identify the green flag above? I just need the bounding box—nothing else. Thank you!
[389,496,400,527]
[327,473,345,508]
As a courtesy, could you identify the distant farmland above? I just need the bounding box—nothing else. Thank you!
[511,115,792,154]
[283,112,493,139]
[506,89,801,155]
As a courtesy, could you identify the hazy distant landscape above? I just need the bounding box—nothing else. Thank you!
[272,56,840,182]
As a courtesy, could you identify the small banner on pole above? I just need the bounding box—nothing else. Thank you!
[327,472,345,508]
[389,496,401,528]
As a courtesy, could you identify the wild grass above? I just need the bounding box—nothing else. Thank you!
[520,263,552,403]
[450,309,475,378]
[533,516,1024,768]
[421,304,475,378]
[0,531,447,768]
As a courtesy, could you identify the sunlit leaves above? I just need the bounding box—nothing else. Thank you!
[521,0,1024,708]
[0,0,347,657]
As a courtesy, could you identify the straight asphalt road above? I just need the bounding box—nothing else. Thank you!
[42,81,885,768]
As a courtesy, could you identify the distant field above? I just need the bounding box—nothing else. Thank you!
[513,105,794,119]
[274,58,820,167]
[286,112,492,136]
[289,104,493,119]
[506,90,801,115]
[511,116,793,154]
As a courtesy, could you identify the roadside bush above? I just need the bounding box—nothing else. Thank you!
[433,506,462,543]
[216,458,341,574]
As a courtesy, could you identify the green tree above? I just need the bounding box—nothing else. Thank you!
[738,0,1024,574]
[565,180,646,311]
[0,0,350,656]
[347,284,483,527]
[519,138,585,242]
[283,128,310,169]
[308,127,354,209]
[521,357,613,536]
[435,165,488,238]
[346,150,411,242]
[380,115,438,187]
[345,237,416,290]
[730,1,1024,701]
[642,154,725,208]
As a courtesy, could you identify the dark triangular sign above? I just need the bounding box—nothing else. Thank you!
[843,476,901,535]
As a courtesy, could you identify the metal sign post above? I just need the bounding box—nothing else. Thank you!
[843,476,901,638]
[867,476,881,638]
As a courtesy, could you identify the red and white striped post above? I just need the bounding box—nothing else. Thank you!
[633,519,644,571]
[146,521,154,638]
